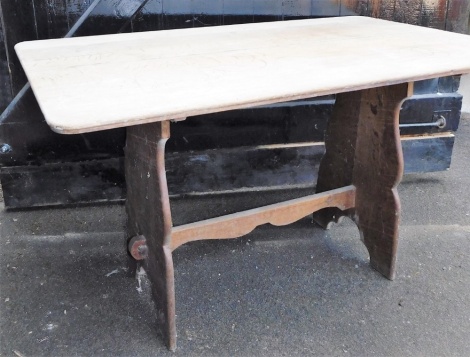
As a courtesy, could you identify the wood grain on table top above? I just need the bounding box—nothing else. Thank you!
[15,16,470,134]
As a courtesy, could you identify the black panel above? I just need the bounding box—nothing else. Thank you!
[414,76,460,95]
[0,88,125,167]
[400,94,462,135]
[0,135,455,208]
[402,136,454,174]
[1,158,125,208]
[0,15,12,112]
[168,99,333,151]
[0,0,37,95]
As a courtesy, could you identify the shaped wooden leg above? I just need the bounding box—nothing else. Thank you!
[352,84,409,280]
[314,84,410,280]
[125,121,177,351]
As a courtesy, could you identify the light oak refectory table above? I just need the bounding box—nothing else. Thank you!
[15,16,470,351]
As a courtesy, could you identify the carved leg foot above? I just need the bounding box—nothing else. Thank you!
[125,121,177,351]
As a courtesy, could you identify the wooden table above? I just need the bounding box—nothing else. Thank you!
[15,16,470,351]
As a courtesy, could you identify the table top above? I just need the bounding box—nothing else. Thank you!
[16,16,470,134]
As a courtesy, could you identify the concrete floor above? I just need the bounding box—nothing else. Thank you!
[1,117,469,356]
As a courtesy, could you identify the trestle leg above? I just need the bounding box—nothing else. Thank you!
[125,121,177,351]
[314,84,410,280]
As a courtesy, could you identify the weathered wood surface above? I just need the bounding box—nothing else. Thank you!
[15,17,470,134]
[170,185,356,250]
[314,83,409,280]
[342,0,469,33]
[0,133,455,208]
[313,90,363,229]
[352,83,409,280]
[125,121,176,351]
